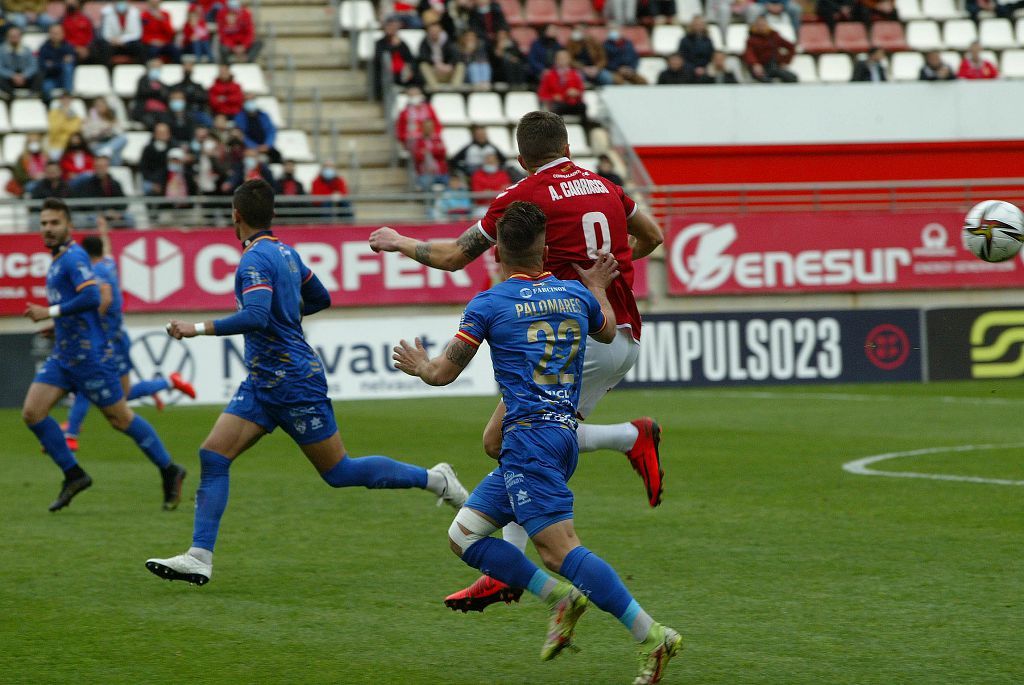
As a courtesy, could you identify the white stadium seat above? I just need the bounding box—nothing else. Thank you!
[357,29,382,62]
[940,50,961,68]
[582,90,603,120]
[638,56,666,84]
[1018,18,1024,46]
[789,54,819,83]
[339,0,379,31]
[49,97,87,119]
[191,63,218,88]
[651,25,683,56]
[707,24,724,50]
[122,131,152,166]
[725,24,749,55]
[72,64,113,98]
[163,1,189,31]
[2,133,26,166]
[397,29,426,56]
[905,20,943,52]
[766,14,795,43]
[589,126,610,156]
[159,63,184,86]
[818,53,853,82]
[565,123,591,156]
[431,93,469,126]
[485,125,514,156]
[574,156,598,172]
[254,96,285,127]
[504,91,538,123]
[467,92,506,125]
[20,32,46,54]
[1002,49,1024,78]
[890,51,925,81]
[921,0,964,19]
[942,19,977,51]
[675,0,703,23]
[979,18,1016,50]
[276,130,315,162]
[109,166,137,196]
[895,0,924,20]
[294,163,321,190]
[232,63,269,95]
[113,64,145,98]
[440,126,471,156]
[0,101,10,134]
[11,99,48,132]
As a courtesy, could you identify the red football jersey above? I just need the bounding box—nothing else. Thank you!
[474,157,642,339]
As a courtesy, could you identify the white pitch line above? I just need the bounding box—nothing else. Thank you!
[689,390,1024,406]
[842,443,1024,486]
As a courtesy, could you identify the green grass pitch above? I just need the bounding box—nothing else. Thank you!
[1,383,1022,684]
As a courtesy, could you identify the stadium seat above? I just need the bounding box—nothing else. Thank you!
[905,20,943,52]
[560,0,599,23]
[71,64,112,98]
[294,162,321,190]
[113,64,145,98]
[1018,18,1024,46]
[818,53,853,82]
[0,101,11,134]
[11,100,47,132]
[890,50,924,80]
[652,24,684,56]
[498,0,525,25]
[107,95,129,127]
[921,0,964,20]
[276,130,316,162]
[582,90,603,120]
[357,29,383,62]
[979,18,1016,50]
[766,14,796,43]
[589,126,610,155]
[485,125,514,156]
[338,0,379,31]
[163,0,189,31]
[675,0,703,23]
[894,0,924,20]
[467,92,507,125]
[565,123,591,155]
[255,96,285,127]
[799,24,834,54]
[940,49,962,68]
[504,91,538,123]
[192,63,218,87]
[440,126,471,157]
[870,22,908,52]
[510,26,537,53]
[789,54,819,82]
[49,96,87,119]
[109,166,136,196]
[524,0,559,24]
[431,93,469,126]
[159,63,184,86]
[1002,49,1024,78]
[232,63,269,95]
[122,131,151,166]
[2,133,26,166]
[622,26,652,55]
[707,24,724,50]
[398,29,426,56]
[835,23,870,53]
[942,19,977,51]
[637,56,667,83]
[725,24,749,55]
[21,32,46,54]
[574,156,598,172]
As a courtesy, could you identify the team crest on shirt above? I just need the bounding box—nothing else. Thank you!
[519,288,533,298]
[294,419,307,435]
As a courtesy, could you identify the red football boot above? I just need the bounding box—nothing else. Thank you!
[169,372,196,399]
[64,434,79,453]
[626,417,663,508]
[153,393,165,411]
[444,575,524,613]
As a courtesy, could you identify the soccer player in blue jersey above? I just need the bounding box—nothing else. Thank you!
[22,198,188,512]
[144,179,468,586]
[62,227,197,453]
[394,201,682,685]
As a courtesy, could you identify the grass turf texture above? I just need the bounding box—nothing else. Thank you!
[1,382,1022,685]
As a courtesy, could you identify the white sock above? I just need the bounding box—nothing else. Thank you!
[187,546,213,565]
[577,422,639,453]
[631,611,656,642]
[425,468,446,496]
[502,521,529,553]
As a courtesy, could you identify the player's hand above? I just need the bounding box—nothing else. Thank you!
[573,251,620,290]
[166,320,198,339]
[393,337,429,377]
[24,302,51,322]
[369,226,403,253]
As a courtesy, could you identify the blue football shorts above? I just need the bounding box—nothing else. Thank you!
[111,330,132,377]
[224,378,338,445]
[35,354,124,408]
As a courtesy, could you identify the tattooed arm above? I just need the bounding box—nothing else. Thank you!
[368,224,492,271]
[393,336,479,386]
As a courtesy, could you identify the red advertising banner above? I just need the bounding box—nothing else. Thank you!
[0,224,649,315]
[666,212,1024,296]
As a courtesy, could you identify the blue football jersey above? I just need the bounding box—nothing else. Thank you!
[234,234,326,398]
[92,256,124,339]
[457,272,606,429]
[46,242,108,364]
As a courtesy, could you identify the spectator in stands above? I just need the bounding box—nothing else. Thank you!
[596,154,624,186]
[175,56,211,122]
[217,0,260,62]
[232,147,273,186]
[133,58,172,130]
[83,96,128,165]
[958,41,999,79]
[0,27,39,99]
[163,147,197,201]
[141,0,180,63]
[183,6,214,62]
[38,24,76,104]
[528,24,564,83]
[63,0,100,64]
[567,24,611,87]
[31,161,69,199]
[12,133,48,196]
[746,0,802,34]
[396,86,441,150]
[455,29,492,89]
[470,151,510,199]
[604,0,638,26]
[468,0,508,46]
[853,0,898,24]
[603,23,645,84]
[411,118,448,190]
[381,0,422,27]
[852,47,887,82]
[679,16,713,78]
[815,0,856,34]
[48,91,82,154]
[639,0,678,25]
[311,161,353,219]
[372,18,418,99]
[60,132,95,180]
[209,63,245,117]
[696,50,739,83]
[71,155,134,228]
[451,124,505,176]
[443,0,474,37]
[743,15,797,83]
[657,52,690,84]
[234,95,280,163]
[101,0,146,64]
[434,174,472,220]
[140,122,172,195]
[273,159,306,196]
[418,21,464,89]
[192,0,225,23]
[194,131,233,195]
[4,0,56,30]
[167,91,201,145]
[538,50,587,121]
[919,50,956,81]
[492,29,529,87]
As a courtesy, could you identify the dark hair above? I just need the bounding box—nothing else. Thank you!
[515,111,568,168]
[41,197,71,220]
[233,179,275,230]
[81,235,104,257]
[496,201,546,263]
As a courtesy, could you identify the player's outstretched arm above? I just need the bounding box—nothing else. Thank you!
[369,225,491,272]
[393,336,478,386]
[573,251,619,344]
[166,288,273,339]
[300,272,331,316]
[24,282,101,322]
[627,210,664,261]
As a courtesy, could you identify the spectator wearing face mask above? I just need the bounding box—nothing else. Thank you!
[141,0,180,63]
[231,148,273,186]
[311,161,353,219]
[60,132,95,180]
[470,152,511,202]
[163,147,197,201]
[48,91,82,154]
[132,59,171,129]
[141,122,173,195]
[193,129,233,195]
[451,125,505,176]
[234,95,280,163]
[101,0,146,64]
[603,23,645,84]
[11,133,48,196]
[217,0,261,63]
[165,91,202,145]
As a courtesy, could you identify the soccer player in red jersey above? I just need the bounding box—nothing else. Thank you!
[369,111,665,612]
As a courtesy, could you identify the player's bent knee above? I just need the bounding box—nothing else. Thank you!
[448,509,497,557]
[22,405,45,425]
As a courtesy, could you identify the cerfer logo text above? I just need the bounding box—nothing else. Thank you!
[670,223,911,292]
[970,310,1024,379]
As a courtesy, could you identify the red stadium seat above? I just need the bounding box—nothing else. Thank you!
[622,25,652,56]
[560,0,599,24]
[511,25,538,52]
[498,0,526,26]
[523,0,559,25]
[834,22,870,53]
[870,21,908,51]
[553,24,573,45]
[799,23,835,54]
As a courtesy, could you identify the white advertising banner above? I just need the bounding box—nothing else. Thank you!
[123,315,497,406]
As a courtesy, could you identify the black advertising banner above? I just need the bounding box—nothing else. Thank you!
[927,307,1024,381]
[0,333,51,407]
[621,309,923,388]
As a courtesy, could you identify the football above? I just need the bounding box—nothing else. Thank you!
[962,200,1024,263]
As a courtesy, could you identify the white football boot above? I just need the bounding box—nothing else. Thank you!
[429,462,468,509]
[145,552,212,586]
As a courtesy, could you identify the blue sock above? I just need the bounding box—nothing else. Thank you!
[66,393,90,437]
[30,417,78,472]
[561,546,635,621]
[193,448,232,551]
[461,536,544,590]
[123,415,172,469]
[128,377,170,400]
[320,454,428,489]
